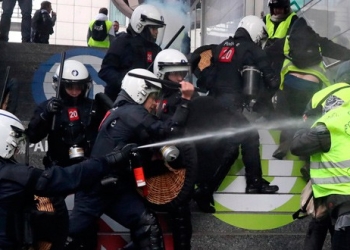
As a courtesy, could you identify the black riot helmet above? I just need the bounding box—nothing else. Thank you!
[268,0,291,15]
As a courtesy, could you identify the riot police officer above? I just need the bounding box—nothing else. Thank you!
[26,59,99,168]
[192,15,280,213]
[0,109,134,250]
[68,68,194,250]
[25,59,101,249]
[153,48,196,250]
[98,4,166,102]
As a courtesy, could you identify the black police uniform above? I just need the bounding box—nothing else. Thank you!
[26,96,99,168]
[25,94,100,250]
[196,27,280,193]
[0,156,113,250]
[156,87,197,250]
[68,90,190,250]
[98,26,162,102]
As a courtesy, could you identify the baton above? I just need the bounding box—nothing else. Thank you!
[52,51,66,131]
[0,66,10,109]
[128,72,201,92]
[163,25,185,50]
[147,25,185,70]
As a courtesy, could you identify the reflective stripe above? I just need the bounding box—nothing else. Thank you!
[312,175,350,185]
[310,160,350,170]
[310,101,350,198]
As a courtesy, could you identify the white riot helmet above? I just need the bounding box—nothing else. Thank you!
[237,15,267,45]
[130,4,166,44]
[153,49,190,80]
[0,110,26,159]
[121,68,162,104]
[52,60,92,98]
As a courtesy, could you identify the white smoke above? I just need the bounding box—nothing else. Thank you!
[144,0,191,52]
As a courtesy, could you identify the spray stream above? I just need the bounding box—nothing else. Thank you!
[137,117,305,149]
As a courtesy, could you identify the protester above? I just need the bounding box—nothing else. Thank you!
[87,7,114,48]
[31,1,56,44]
[290,99,350,250]
[293,60,350,250]
[263,0,350,160]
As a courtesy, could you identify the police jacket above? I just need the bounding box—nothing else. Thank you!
[204,28,279,106]
[0,157,111,249]
[157,87,195,121]
[91,90,190,159]
[26,96,99,167]
[98,27,162,101]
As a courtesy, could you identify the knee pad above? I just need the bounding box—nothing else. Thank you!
[132,210,164,250]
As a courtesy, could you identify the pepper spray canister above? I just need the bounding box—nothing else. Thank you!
[130,151,148,196]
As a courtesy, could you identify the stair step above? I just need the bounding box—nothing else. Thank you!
[218,176,307,193]
[229,159,306,177]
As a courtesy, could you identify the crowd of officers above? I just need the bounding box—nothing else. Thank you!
[1,0,350,249]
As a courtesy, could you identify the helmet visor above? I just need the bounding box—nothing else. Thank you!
[63,81,86,91]
[168,71,188,79]
[10,125,26,155]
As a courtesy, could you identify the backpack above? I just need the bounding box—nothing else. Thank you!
[287,17,323,69]
[91,20,108,41]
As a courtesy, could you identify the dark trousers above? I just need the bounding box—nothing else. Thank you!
[0,0,32,42]
[216,93,263,183]
[275,74,321,147]
[69,183,149,237]
[303,216,334,250]
[332,227,350,250]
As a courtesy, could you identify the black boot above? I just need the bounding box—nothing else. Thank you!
[245,178,279,194]
[193,186,215,213]
[272,141,290,160]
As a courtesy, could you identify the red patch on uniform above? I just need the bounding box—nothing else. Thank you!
[218,46,235,63]
[157,100,168,113]
[67,107,79,121]
[147,51,153,63]
[99,110,111,130]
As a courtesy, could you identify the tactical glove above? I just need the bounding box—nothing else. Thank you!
[104,143,138,168]
[46,97,63,114]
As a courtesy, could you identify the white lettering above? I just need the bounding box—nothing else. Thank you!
[33,142,44,152]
